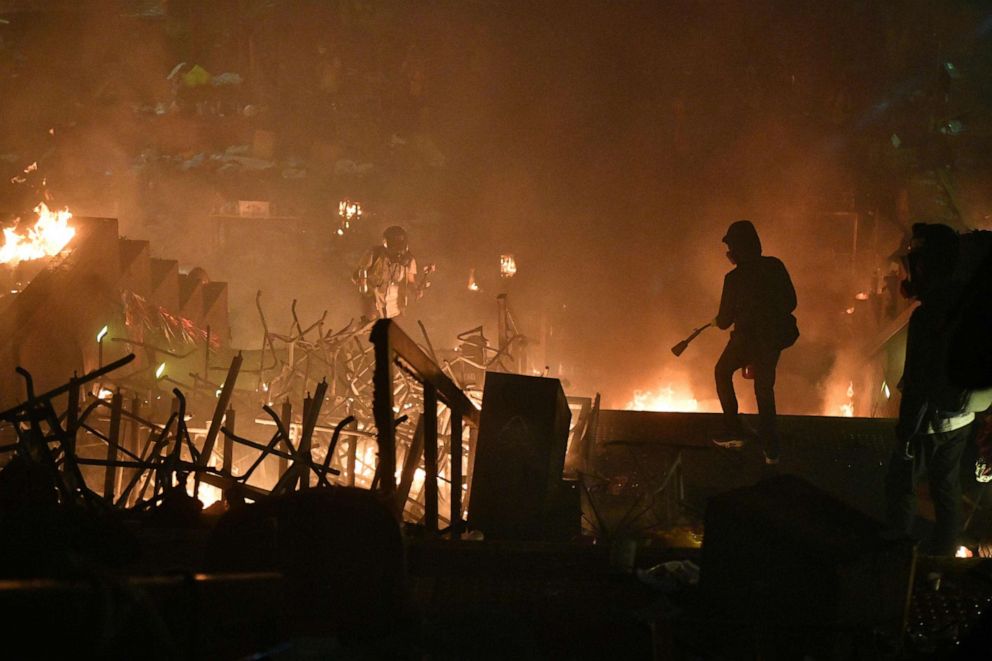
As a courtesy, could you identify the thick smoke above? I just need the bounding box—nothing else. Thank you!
[0,1,981,415]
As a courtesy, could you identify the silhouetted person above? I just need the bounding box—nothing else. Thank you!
[886,223,973,556]
[711,220,798,464]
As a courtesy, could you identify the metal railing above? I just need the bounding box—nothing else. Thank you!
[370,319,480,533]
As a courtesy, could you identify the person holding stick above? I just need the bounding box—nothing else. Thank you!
[710,220,798,464]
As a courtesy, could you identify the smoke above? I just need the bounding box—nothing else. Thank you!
[0,1,977,415]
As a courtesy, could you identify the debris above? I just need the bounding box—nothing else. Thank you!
[211,72,243,87]
[181,64,212,87]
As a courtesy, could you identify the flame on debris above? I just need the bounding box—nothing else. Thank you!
[467,268,480,291]
[839,381,855,417]
[0,203,75,265]
[500,254,517,278]
[184,482,223,509]
[626,384,700,413]
[338,199,362,222]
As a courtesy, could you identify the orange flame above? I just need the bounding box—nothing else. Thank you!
[0,203,74,265]
[500,254,517,278]
[626,384,700,412]
[839,381,855,417]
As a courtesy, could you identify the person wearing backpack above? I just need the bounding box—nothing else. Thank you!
[710,220,799,465]
[885,223,975,556]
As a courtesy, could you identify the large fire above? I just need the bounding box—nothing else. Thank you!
[0,203,75,265]
[626,384,700,412]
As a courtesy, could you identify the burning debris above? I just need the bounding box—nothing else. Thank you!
[336,199,363,236]
[625,384,701,413]
[499,254,517,278]
[0,203,74,265]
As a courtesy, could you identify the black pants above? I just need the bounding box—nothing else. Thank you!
[885,424,970,556]
[714,334,781,456]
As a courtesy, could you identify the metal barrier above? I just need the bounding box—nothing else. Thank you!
[370,319,480,533]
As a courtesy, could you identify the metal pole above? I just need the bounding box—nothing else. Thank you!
[371,320,396,503]
[301,394,312,489]
[124,396,141,505]
[279,399,292,478]
[450,408,463,536]
[195,353,242,498]
[423,383,438,532]
[104,391,123,501]
[223,407,235,477]
[205,325,211,379]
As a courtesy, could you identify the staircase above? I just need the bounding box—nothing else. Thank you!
[0,216,230,407]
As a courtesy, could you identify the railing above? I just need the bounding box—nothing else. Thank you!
[370,319,480,533]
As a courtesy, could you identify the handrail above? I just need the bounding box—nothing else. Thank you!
[371,320,479,423]
[370,319,479,534]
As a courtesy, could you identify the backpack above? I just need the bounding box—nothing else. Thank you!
[937,230,992,414]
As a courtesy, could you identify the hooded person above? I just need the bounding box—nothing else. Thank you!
[711,220,798,464]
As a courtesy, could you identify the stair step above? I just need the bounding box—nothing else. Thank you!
[118,238,150,296]
[149,258,179,311]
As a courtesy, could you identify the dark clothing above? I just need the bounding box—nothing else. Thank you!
[896,284,972,441]
[715,255,797,350]
[885,424,970,556]
[885,280,973,555]
[715,334,781,457]
[713,247,796,456]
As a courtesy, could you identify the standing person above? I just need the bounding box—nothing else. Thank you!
[885,223,973,556]
[354,226,423,320]
[711,220,798,464]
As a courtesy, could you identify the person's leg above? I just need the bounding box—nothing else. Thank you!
[927,425,970,556]
[751,348,781,458]
[715,337,748,437]
[885,436,925,537]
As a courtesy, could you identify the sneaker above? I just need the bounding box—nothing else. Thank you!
[763,451,780,465]
[712,437,746,449]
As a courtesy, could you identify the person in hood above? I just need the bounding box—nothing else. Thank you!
[711,220,798,464]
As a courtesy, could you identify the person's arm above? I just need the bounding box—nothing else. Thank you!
[896,309,928,443]
[780,262,797,313]
[353,249,374,282]
[714,273,735,330]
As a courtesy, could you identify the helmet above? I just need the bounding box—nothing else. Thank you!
[383,226,408,255]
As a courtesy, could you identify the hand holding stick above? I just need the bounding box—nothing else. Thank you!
[671,323,712,357]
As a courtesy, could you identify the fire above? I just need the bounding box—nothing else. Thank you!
[188,483,224,509]
[0,203,74,265]
[338,199,362,222]
[500,254,517,278]
[839,381,855,417]
[467,268,480,291]
[626,384,700,412]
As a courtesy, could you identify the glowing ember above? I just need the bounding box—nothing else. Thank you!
[626,385,700,412]
[467,268,480,292]
[500,254,517,278]
[0,203,75,265]
[854,291,869,301]
[956,545,973,558]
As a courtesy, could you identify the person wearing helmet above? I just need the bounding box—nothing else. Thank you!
[354,226,420,320]
[711,220,798,465]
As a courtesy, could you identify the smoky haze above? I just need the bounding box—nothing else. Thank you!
[1,1,963,414]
